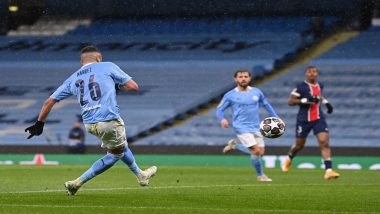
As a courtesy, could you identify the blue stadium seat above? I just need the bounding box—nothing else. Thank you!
[67,17,314,36]
[135,29,380,147]
[0,16,328,146]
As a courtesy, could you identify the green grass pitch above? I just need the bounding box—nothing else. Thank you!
[0,165,379,213]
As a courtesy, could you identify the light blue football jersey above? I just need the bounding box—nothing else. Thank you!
[216,86,278,134]
[50,62,131,124]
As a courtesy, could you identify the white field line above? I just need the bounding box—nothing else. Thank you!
[0,203,377,214]
[0,183,379,195]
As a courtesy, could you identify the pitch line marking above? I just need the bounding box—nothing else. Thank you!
[0,183,379,195]
[0,203,376,214]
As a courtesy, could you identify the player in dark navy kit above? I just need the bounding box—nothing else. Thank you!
[282,66,340,180]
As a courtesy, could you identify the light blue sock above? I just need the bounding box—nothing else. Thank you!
[235,143,251,155]
[251,155,263,176]
[79,153,121,183]
[120,147,142,175]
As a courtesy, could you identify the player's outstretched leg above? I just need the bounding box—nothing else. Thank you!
[282,156,292,172]
[136,166,158,186]
[282,142,304,172]
[223,139,252,155]
[222,139,237,153]
[64,153,121,196]
[120,147,157,186]
[120,147,143,175]
[235,143,251,155]
[64,180,81,196]
[256,174,272,182]
[251,154,272,182]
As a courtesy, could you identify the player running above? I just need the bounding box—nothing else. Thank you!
[217,69,280,182]
[282,66,340,180]
[25,45,157,195]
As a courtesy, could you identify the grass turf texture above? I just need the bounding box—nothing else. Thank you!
[0,165,379,214]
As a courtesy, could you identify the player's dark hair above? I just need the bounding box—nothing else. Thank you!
[234,69,251,77]
[81,45,100,54]
[305,66,319,73]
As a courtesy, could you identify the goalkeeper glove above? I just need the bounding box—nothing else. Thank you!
[325,102,333,114]
[25,121,44,139]
[300,96,320,105]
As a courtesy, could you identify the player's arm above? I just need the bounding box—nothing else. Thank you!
[216,97,231,128]
[260,92,279,117]
[288,94,301,106]
[262,101,279,118]
[117,79,139,91]
[38,98,58,122]
[288,88,320,106]
[321,96,333,114]
[25,98,58,139]
[288,88,299,106]
[26,79,72,139]
[110,63,139,92]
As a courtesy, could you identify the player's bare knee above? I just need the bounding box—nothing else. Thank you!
[295,138,306,147]
[249,147,261,156]
[319,141,329,149]
[259,149,265,156]
[293,143,304,150]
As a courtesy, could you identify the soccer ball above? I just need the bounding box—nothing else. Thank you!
[259,117,285,138]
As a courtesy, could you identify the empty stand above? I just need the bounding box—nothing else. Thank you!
[0,17,320,146]
[0,59,276,146]
[136,27,380,147]
[7,17,91,36]
[68,17,313,36]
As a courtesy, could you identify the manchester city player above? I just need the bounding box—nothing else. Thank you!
[216,69,280,182]
[25,46,157,195]
[282,66,340,180]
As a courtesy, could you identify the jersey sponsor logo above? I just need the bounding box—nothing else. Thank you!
[82,104,102,112]
[238,103,255,108]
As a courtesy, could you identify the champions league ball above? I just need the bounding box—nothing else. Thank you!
[259,117,285,138]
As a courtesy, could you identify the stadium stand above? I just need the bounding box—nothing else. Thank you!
[135,26,380,148]
[0,17,315,146]
[7,17,91,36]
[67,17,314,36]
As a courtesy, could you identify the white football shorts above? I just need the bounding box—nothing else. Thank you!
[85,118,127,149]
[236,132,265,148]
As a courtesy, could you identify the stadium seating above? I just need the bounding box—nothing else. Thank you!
[0,17,329,146]
[135,26,380,147]
[67,17,314,36]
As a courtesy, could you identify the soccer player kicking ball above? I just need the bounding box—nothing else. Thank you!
[217,69,280,182]
[282,66,340,180]
[25,46,157,195]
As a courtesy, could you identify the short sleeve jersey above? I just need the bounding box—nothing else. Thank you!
[290,81,325,122]
[50,62,131,124]
[216,86,270,134]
